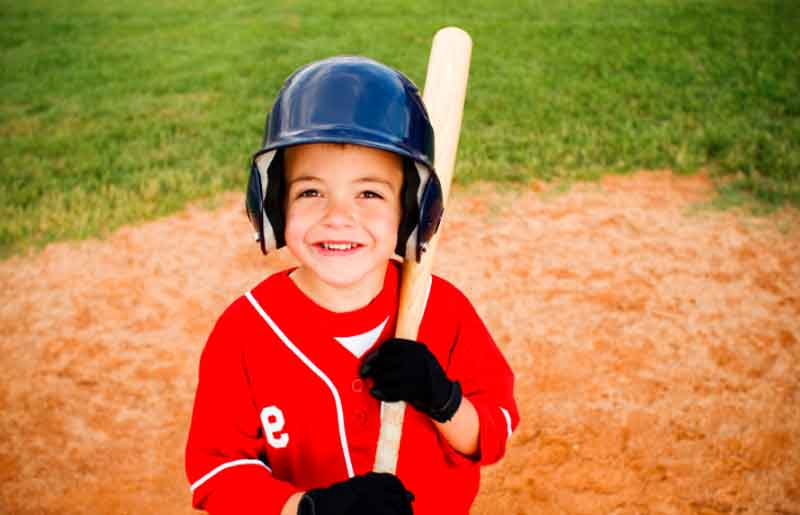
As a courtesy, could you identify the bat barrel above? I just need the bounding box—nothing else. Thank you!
[422,27,473,205]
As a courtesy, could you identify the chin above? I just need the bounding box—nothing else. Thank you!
[313,260,381,287]
[317,273,367,289]
[302,252,390,289]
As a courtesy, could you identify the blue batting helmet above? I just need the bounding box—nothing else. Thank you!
[245,56,443,261]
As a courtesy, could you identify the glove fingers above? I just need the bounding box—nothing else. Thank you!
[359,347,382,377]
[347,473,413,515]
[362,349,422,382]
[360,344,410,376]
[360,338,445,410]
[377,501,412,515]
[370,365,410,387]
[308,473,413,515]
[360,492,412,515]
[369,370,417,402]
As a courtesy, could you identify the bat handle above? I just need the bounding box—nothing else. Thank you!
[373,401,406,473]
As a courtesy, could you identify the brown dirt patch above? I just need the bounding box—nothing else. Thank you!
[1,171,799,513]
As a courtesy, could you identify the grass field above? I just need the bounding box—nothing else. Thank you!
[1,0,798,257]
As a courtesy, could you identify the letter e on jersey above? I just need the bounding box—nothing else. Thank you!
[260,405,289,449]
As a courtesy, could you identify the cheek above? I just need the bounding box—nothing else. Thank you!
[371,204,402,244]
[283,205,309,246]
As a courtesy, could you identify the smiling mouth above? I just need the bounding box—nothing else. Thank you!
[315,241,363,252]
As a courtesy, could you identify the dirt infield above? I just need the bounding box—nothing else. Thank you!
[1,171,798,514]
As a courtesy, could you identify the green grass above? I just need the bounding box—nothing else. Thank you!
[1,0,798,257]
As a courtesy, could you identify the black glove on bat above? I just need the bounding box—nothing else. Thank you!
[360,338,462,423]
[297,472,413,515]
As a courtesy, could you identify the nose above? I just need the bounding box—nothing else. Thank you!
[321,194,355,228]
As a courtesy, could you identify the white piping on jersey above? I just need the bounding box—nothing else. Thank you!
[500,407,513,440]
[245,291,356,478]
[190,459,271,493]
[424,276,432,313]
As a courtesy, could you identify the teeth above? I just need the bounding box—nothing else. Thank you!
[321,242,357,250]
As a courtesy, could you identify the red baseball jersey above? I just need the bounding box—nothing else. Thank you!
[185,261,519,514]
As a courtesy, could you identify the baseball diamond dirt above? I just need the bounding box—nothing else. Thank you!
[0,170,798,513]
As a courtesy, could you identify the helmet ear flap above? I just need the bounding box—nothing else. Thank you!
[246,160,267,254]
[415,171,444,261]
[246,150,280,254]
[397,161,444,262]
[396,159,420,257]
[262,149,286,249]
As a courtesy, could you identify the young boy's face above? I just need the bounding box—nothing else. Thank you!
[283,143,403,292]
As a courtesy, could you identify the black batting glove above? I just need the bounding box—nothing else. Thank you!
[297,472,413,515]
[360,338,462,423]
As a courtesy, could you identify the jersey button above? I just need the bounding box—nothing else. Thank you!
[352,378,364,392]
[356,409,367,425]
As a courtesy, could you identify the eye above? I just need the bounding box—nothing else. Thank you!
[359,190,384,199]
[296,189,320,199]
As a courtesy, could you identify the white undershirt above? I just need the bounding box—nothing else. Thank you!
[334,317,389,358]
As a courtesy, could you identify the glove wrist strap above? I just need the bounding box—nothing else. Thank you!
[429,380,462,423]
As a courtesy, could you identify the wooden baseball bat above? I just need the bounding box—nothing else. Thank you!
[373,26,472,474]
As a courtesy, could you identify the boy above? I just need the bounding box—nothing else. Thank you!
[185,56,519,514]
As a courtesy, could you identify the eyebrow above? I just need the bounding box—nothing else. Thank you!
[288,175,398,190]
[287,175,322,185]
[355,177,397,189]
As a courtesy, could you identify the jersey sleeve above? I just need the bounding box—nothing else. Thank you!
[444,287,520,466]
[185,299,299,514]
